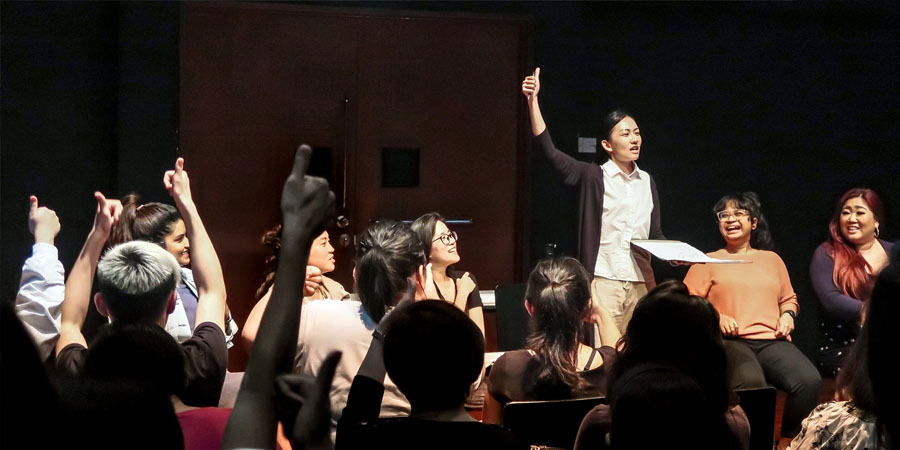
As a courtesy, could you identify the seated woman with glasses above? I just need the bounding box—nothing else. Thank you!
[683,192,821,448]
[411,213,484,336]
[483,257,621,426]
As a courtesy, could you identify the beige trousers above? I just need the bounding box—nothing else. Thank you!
[591,276,649,339]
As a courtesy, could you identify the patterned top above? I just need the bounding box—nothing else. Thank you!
[788,401,883,450]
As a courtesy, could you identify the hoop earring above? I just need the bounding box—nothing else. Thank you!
[875,226,880,238]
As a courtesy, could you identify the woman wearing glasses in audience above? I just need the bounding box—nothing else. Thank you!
[683,192,821,448]
[411,213,484,336]
[811,188,891,376]
[522,68,666,334]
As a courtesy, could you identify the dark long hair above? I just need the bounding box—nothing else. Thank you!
[826,188,885,301]
[866,258,900,448]
[713,191,775,251]
[599,109,638,164]
[107,194,182,250]
[610,364,737,450]
[410,212,445,262]
[524,257,592,394]
[355,220,425,323]
[611,280,733,414]
[256,224,282,300]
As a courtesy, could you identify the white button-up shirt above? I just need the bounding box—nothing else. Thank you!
[593,159,654,281]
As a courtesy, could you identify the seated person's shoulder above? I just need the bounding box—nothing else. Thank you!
[56,343,88,374]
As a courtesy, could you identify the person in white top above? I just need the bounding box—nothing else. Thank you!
[522,68,667,333]
[15,196,65,362]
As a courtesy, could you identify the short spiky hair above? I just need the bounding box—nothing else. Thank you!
[97,241,181,322]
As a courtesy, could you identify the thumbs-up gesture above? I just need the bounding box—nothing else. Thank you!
[163,157,193,207]
[28,196,61,245]
[91,191,122,237]
[521,67,541,101]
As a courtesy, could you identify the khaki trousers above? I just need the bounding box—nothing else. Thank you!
[591,276,649,340]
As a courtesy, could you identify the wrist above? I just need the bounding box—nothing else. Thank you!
[781,310,796,320]
[34,230,56,245]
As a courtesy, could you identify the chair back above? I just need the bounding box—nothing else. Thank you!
[503,396,608,449]
[736,387,776,450]
[494,283,529,351]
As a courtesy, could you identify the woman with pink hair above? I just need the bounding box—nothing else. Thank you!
[811,188,892,375]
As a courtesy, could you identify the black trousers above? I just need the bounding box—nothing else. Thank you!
[723,338,822,438]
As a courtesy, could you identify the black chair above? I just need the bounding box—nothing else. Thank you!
[736,387,776,450]
[503,396,608,449]
[494,283,528,351]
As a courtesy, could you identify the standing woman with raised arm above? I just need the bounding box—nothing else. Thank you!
[522,68,666,333]
[810,188,891,376]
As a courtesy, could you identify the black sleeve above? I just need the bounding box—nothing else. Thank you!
[336,376,387,450]
[534,129,590,186]
[648,175,665,240]
[179,321,227,407]
[55,343,88,376]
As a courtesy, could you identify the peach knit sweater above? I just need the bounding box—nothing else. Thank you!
[684,250,798,340]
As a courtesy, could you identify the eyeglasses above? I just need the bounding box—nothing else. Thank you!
[716,209,750,222]
[432,231,458,246]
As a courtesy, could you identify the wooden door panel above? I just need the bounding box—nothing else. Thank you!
[181,3,527,370]
[355,17,523,287]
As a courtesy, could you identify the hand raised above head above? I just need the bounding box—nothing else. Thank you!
[163,157,193,206]
[281,145,335,237]
[92,191,122,236]
[521,67,541,100]
[28,195,61,244]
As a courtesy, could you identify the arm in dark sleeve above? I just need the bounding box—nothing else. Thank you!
[648,176,665,240]
[467,272,483,310]
[810,244,863,321]
[340,375,386,427]
[180,322,228,407]
[534,129,590,186]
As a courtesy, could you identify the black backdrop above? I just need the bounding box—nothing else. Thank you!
[3,1,899,359]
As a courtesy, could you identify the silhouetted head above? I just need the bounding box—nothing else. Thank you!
[384,300,484,413]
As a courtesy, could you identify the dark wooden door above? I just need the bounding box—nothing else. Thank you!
[180,3,528,369]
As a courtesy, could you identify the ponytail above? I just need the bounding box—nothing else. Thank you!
[355,220,425,323]
[106,194,181,251]
[525,257,591,394]
[256,225,282,300]
[107,194,141,249]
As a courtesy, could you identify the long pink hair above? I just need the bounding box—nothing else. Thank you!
[825,188,884,301]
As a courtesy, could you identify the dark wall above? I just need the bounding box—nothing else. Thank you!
[3,1,899,360]
[519,2,900,358]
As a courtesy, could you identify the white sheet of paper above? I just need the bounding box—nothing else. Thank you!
[631,240,747,264]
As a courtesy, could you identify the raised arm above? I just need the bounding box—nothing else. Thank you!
[522,67,588,185]
[164,158,226,333]
[242,267,321,352]
[223,146,336,449]
[15,196,65,361]
[56,192,121,357]
[522,67,546,136]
